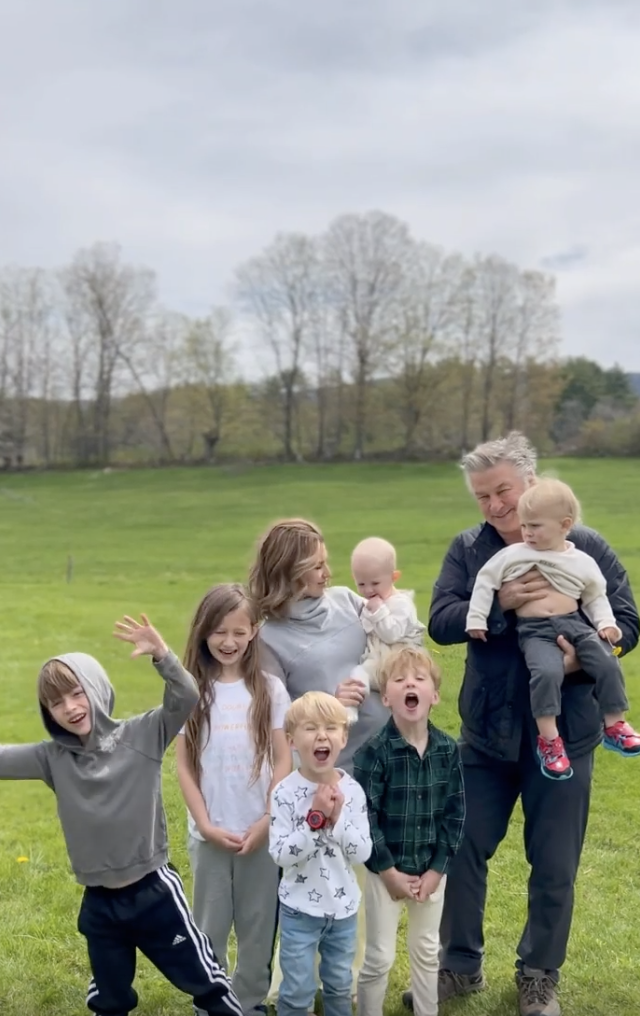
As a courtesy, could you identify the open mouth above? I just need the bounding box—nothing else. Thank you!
[219,649,237,657]
[314,747,330,763]
[69,713,87,726]
[404,692,419,710]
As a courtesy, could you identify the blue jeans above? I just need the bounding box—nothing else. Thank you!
[277,905,357,1016]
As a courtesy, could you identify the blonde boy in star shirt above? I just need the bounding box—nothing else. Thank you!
[269,691,372,1016]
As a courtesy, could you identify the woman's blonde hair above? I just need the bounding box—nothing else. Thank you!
[517,477,582,525]
[248,518,325,619]
[284,691,348,737]
[183,583,272,787]
[379,645,441,696]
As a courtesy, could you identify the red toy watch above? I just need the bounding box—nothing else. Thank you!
[306,809,328,830]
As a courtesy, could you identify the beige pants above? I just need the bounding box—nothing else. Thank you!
[357,871,446,1016]
[267,863,367,1004]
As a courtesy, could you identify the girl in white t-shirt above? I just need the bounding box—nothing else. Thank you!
[176,583,292,1016]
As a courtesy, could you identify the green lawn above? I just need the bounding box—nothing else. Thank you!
[0,460,638,1016]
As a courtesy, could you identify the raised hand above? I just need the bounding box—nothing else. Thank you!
[113,614,169,661]
[366,595,384,612]
[311,783,335,815]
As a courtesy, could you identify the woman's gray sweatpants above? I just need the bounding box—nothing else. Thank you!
[189,835,280,1016]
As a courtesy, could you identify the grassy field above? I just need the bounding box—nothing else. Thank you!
[0,460,638,1016]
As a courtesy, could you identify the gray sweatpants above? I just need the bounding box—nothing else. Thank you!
[188,836,280,1016]
[516,611,629,719]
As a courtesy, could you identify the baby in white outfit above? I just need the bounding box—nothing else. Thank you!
[347,536,426,724]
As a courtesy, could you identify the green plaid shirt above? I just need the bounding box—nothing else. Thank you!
[353,718,465,876]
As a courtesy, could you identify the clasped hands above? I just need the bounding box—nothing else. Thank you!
[380,865,442,903]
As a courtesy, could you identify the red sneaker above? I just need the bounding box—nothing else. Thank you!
[536,735,573,780]
[603,720,640,756]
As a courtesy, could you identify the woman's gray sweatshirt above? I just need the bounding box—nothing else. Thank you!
[0,650,198,888]
[259,586,389,771]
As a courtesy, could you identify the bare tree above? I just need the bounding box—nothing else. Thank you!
[324,211,414,459]
[0,268,59,465]
[117,309,185,462]
[473,255,519,442]
[446,264,481,453]
[0,218,571,467]
[236,233,320,460]
[303,259,347,459]
[61,243,155,464]
[179,308,236,461]
[502,270,560,430]
[389,245,463,453]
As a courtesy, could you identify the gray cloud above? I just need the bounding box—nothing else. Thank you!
[0,0,639,366]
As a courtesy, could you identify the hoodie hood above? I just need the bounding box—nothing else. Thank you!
[40,652,120,752]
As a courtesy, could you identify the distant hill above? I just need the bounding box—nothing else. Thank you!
[629,373,640,396]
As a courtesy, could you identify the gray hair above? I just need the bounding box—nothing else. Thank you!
[461,431,537,489]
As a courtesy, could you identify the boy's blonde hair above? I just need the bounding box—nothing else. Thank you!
[517,477,582,525]
[284,691,348,737]
[351,536,397,572]
[248,518,325,619]
[38,659,80,709]
[379,645,441,696]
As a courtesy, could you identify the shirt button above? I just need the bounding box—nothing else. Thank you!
[417,794,422,799]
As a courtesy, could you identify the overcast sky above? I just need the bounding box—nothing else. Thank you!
[1,0,639,368]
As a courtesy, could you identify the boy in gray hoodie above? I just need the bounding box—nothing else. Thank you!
[0,613,242,1016]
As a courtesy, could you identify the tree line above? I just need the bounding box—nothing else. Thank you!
[0,210,637,469]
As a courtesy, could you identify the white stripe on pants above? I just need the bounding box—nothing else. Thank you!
[357,871,446,1016]
[267,863,367,1004]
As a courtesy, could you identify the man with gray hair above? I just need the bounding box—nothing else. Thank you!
[408,432,638,1016]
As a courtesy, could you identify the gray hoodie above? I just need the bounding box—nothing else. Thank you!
[0,650,198,888]
[259,586,390,771]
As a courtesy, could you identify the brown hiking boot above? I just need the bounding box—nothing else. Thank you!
[516,970,560,1016]
[439,969,487,1001]
[402,970,486,1009]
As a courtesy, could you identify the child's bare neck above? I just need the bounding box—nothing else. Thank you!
[534,540,569,554]
[393,714,429,755]
[216,668,244,683]
[298,765,341,786]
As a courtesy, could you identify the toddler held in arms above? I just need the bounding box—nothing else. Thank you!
[466,477,640,780]
[347,537,426,725]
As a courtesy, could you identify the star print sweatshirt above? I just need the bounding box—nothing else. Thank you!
[269,768,372,919]
[0,650,198,888]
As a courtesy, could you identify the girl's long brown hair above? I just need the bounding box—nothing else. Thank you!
[183,583,272,787]
[248,518,325,619]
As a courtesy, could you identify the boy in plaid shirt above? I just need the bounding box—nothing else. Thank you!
[353,646,465,1016]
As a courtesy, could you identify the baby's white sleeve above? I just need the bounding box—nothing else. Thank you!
[363,595,418,645]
